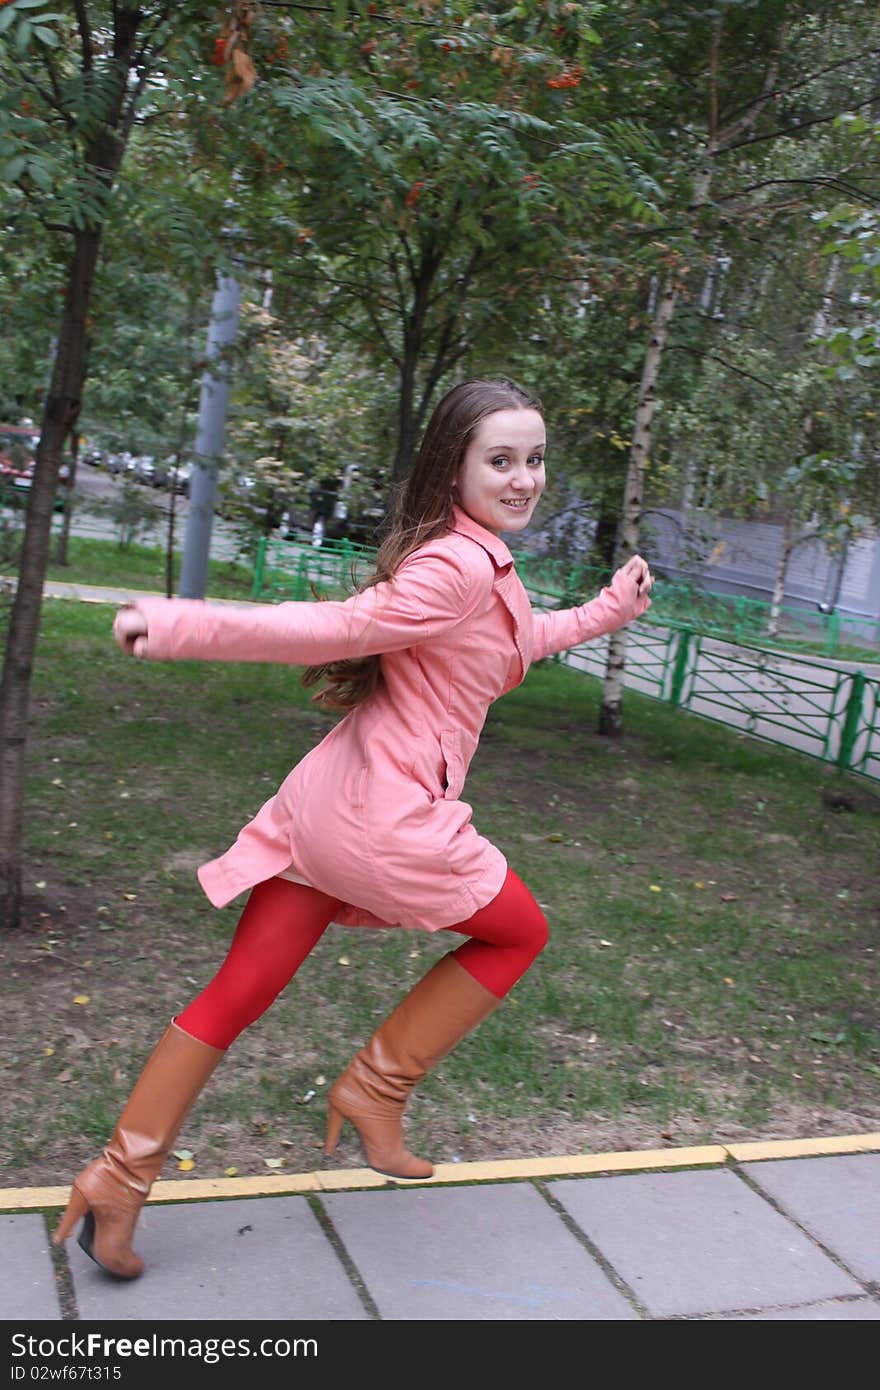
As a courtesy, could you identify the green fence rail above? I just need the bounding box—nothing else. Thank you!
[251,535,880,782]
[253,535,880,658]
[554,622,879,781]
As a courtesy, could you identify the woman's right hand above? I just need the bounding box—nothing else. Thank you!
[113,606,150,659]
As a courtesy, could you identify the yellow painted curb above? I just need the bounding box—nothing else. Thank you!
[725,1133,880,1162]
[3,1133,878,1213]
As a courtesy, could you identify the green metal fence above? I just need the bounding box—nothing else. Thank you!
[251,534,375,601]
[556,623,879,780]
[251,535,880,782]
[252,535,880,659]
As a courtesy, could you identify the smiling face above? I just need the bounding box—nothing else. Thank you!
[454,407,546,536]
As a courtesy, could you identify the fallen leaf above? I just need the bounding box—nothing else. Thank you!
[122,893,137,901]
[173,1149,193,1161]
[177,1158,195,1172]
[56,1069,73,1083]
[719,893,739,902]
[35,880,46,889]
[649,884,662,892]
[598,939,613,948]
[694,881,705,889]
[314,1075,326,1086]
[72,994,90,1006]
[337,955,351,966]
[264,1157,284,1169]
[546,833,565,842]
[224,1167,239,1177]
[43,1046,55,1056]
[724,977,735,987]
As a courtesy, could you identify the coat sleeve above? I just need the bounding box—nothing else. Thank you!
[125,545,489,666]
[530,567,652,662]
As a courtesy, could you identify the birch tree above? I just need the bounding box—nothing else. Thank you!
[598,4,788,734]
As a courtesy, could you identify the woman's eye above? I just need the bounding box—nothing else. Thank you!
[491,456,510,469]
[529,454,545,468]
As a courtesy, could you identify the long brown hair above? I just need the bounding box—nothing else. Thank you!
[302,377,543,710]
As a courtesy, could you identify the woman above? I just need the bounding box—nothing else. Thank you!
[54,378,653,1279]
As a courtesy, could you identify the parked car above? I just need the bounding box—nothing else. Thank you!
[131,455,157,486]
[168,461,191,496]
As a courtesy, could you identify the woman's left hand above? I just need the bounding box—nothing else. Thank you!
[619,554,654,600]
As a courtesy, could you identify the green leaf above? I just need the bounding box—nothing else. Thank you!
[4,154,26,181]
[33,25,60,47]
[29,159,53,190]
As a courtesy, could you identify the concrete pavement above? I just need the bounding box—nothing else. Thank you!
[3,1135,879,1322]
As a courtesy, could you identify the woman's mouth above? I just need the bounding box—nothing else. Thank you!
[500,498,531,509]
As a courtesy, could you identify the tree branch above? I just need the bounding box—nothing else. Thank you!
[721,176,880,208]
[720,47,880,127]
[666,345,777,391]
[73,0,92,72]
[717,91,880,156]
[715,40,783,147]
[259,1,441,24]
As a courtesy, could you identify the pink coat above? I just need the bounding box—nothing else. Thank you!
[130,507,650,931]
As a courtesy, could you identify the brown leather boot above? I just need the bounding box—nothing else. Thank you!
[324,953,499,1180]
[53,1022,224,1278]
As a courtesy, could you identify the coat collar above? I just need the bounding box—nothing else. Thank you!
[450,505,514,569]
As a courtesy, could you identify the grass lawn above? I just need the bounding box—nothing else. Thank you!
[45,536,255,600]
[2,597,879,1189]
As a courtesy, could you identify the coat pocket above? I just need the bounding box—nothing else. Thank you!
[440,728,464,801]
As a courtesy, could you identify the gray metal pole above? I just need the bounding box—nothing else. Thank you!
[178,269,240,598]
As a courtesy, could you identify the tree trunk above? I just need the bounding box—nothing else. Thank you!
[596,20,782,737]
[390,245,439,488]
[767,511,794,638]
[590,493,622,571]
[53,429,79,566]
[598,279,679,736]
[0,229,101,926]
[391,340,420,488]
[0,9,141,928]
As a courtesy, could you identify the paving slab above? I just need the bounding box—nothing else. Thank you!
[0,1215,62,1321]
[718,1297,880,1320]
[68,1197,366,1321]
[741,1153,880,1283]
[321,1182,637,1320]
[549,1168,863,1318]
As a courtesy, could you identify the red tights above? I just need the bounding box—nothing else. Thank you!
[176,869,548,1050]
